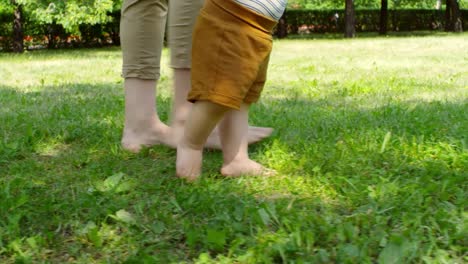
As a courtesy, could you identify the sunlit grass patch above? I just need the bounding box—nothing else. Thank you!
[0,33,467,263]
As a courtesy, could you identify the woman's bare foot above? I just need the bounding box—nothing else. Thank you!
[221,158,276,177]
[122,78,177,152]
[176,142,203,181]
[121,121,176,153]
[205,126,273,149]
[123,125,272,153]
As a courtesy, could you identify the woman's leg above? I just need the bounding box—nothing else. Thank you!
[168,0,203,143]
[120,0,175,152]
[122,78,173,152]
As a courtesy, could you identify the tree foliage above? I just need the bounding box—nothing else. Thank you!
[288,0,468,9]
[0,0,465,52]
[1,1,466,32]
[0,0,120,33]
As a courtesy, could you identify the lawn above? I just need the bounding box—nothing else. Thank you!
[0,33,467,263]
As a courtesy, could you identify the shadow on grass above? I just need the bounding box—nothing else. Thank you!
[0,83,466,262]
[0,46,123,60]
[282,30,460,40]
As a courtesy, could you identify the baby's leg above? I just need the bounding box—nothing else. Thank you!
[219,103,275,177]
[169,69,273,149]
[176,101,229,180]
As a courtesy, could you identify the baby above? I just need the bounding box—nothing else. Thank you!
[176,0,288,180]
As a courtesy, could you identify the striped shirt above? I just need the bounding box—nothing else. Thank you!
[233,0,288,21]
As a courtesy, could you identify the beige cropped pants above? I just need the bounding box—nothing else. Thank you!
[120,0,204,80]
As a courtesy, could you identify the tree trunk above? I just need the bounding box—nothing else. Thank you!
[379,0,388,35]
[344,0,355,38]
[276,12,288,39]
[12,0,24,53]
[445,0,463,32]
[445,0,453,31]
[449,0,463,32]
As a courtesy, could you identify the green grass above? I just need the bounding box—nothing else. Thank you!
[0,33,467,263]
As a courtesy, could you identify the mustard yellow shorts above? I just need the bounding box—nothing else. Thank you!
[188,0,277,110]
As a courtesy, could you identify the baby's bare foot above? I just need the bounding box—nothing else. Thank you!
[205,126,274,149]
[221,158,276,177]
[176,142,203,181]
